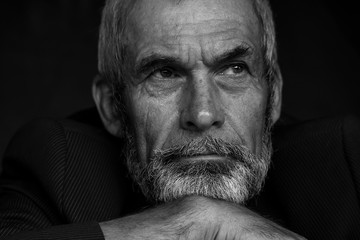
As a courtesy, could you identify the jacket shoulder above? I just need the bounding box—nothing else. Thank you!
[1,117,133,224]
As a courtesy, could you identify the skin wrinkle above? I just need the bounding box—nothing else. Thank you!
[132,94,178,163]
[148,102,180,161]
[144,104,154,161]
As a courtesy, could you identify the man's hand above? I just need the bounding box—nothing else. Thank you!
[100,196,306,240]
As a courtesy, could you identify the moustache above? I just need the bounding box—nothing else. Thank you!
[151,136,253,165]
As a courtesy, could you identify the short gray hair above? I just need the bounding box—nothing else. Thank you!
[97,0,282,109]
[251,0,282,86]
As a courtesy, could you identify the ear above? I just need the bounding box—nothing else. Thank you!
[270,71,283,124]
[92,75,123,137]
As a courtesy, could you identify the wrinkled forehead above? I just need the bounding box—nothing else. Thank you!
[135,0,257,21]
[127,0,260,41]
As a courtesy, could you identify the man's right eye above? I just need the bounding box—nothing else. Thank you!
[151,67,180,79]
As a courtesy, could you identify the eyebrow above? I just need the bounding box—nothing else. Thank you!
[135,54,181,74]
[135,44,253,74]
[207,45,253,67]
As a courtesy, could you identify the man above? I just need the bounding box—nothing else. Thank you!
[0,0,308,238]
[93,0,306,238]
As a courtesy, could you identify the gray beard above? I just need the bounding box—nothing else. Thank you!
[123,131,272,204]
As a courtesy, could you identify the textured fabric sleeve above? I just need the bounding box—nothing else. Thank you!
[0,119,106,240]
[2,222,104,240]
[253,115,360,240]
[343,116,360,201]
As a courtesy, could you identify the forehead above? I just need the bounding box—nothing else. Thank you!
[127,0,261,63]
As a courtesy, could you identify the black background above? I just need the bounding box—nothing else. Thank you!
[1,0,359,159]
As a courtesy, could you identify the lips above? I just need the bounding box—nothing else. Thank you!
[151,136,245,164]
[179,154,230,162]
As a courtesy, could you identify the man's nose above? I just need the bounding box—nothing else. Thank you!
[180,79,225,132]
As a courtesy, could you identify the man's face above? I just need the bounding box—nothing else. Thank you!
[99,0,281,203]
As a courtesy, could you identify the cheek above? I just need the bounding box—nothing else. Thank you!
[244,90,269,152]
[128,91,179,163]
[225,86,268,153]
[130,101,158,162]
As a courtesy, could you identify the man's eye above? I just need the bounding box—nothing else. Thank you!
[221,64,247,76]
[151,67,179,79]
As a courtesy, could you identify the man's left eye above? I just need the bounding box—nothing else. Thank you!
[221,64,247,76]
